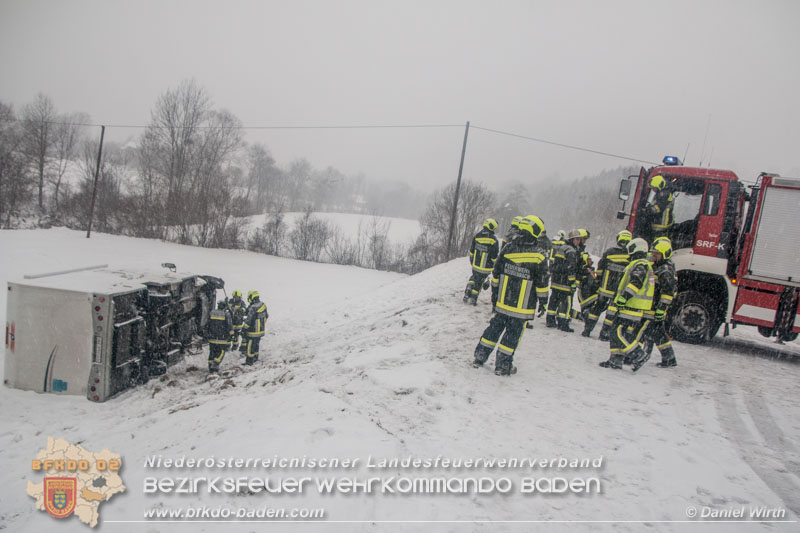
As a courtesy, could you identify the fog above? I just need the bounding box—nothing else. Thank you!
[2,0,799,190]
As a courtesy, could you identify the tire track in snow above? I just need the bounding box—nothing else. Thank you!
[714,382,800,517]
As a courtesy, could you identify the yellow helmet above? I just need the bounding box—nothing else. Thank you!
[650,175,666,191]
[652,237,673,260]
[578,228,590,239]
[232,289,242,298]
[247,290,259,303]
[616,230,633,245]
[510,216,524,229]
[483,218,499,231]
[520,215,545,238]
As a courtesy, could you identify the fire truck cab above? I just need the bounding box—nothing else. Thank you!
[618,157,800,344]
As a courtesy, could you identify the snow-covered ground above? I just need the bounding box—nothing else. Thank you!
[1,228,798,533]
[240,211,422,246]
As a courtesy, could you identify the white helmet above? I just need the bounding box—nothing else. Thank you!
[626,237,649,255]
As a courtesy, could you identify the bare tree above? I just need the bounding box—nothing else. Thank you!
[244,143,281,214]
[0,101,29,227]
[289,206,331,261]
[286,158,312,211]
[49,112,89,213]
[20,93,57,211]
[419,180,496,262]
[137,80,243,242]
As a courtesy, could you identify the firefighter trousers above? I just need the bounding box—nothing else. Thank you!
[546,288,573,327]
[643,319,676,363]
[208,343,229,371]
[474,313,526,373]
[608,317,648,365]
[244,336,262,366]
[583,294,612,335]
[465,272,490,301]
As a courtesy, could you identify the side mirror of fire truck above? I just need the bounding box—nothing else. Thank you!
[619,178,631,201]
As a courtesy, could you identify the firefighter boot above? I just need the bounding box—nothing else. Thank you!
[546,314,557,328]
[557,318,574,333]
[599,354,623,369]
[472,345,491,368]
[582,317,597,338]
[598,323,612,342]
[631,347,651,372]
[494,351,517,376]
[656,346,677,368]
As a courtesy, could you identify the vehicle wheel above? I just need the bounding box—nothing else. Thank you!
[667,290,719,345]
[757,326,773,338]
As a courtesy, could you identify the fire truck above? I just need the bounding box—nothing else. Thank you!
[617,156,800,344]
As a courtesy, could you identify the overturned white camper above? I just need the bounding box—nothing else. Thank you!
[4,265,223,402]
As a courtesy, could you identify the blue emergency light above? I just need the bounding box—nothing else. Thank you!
[663,156,682,166]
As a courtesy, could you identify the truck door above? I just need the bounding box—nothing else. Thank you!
[691,181,727,257]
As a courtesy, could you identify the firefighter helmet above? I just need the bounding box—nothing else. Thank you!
[650,175,666,191]
[578,228,590,239]
[483,218,498,231]
[520,215,545,239]
[568,229,581,240]
[616,230,633,245]
[247,290,259,303]
[510,216,523,229]
[232,289,242,299]
[652,238,673,260]
[556,230,566,240]
[626,237,649,256]
[518,216,544,239]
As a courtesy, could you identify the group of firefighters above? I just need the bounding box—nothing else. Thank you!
[465,175,678,376]
[204,289,269,372]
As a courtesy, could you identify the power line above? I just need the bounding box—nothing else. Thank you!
[471,125,659,166]
[0,117,464,131]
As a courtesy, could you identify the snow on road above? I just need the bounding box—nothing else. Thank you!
[0,228,798,532]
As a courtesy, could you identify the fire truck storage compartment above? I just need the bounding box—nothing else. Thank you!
[747,185,800,283]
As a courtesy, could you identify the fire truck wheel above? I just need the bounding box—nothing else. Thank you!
[668,290,719,345]
[757,326,798,342]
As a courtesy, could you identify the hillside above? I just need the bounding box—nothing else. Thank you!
[0,228,798,532]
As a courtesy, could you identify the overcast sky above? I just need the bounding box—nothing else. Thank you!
[1,0,799,191]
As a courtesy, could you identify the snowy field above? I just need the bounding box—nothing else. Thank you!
[1,228,799,533]
[239,211,422,247]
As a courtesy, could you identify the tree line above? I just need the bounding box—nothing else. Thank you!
[1,80,638,274]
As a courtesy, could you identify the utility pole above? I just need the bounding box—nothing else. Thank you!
[86,125,105,238]
[446,121,470,261]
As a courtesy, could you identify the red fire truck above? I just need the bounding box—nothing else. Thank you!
[617,157,800,344]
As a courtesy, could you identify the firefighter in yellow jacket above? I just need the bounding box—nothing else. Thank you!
[472,216,550,376]
[242,290,269,366]
[599,238,654,371]
[463,218,500,306]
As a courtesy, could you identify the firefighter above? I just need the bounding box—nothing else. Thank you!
[205,301,233,373]
[576,251,598,320]
[472,216,549,376]
[463,218,500,306]
[227,289,247,353]
[599,238,654,371]
[500,216,524,251]
[646,175,674,241]
[546,229,579,332]
[641,238,678,368]
[582,230,631,339]
[242,290,269,366]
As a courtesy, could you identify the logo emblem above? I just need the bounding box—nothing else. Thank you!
[44,477,76,518]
